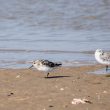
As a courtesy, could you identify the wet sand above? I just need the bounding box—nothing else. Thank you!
[0,65,110,110]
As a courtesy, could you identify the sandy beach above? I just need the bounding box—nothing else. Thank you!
[0,64,110,110]
[0,0,110,110]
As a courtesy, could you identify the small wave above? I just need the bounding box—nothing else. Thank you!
[0,48,94,54]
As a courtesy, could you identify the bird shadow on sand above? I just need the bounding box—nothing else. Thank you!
[45,75,71,79]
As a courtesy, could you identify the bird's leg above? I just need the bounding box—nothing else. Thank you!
[106,65,108,72]
[47,73,49,78]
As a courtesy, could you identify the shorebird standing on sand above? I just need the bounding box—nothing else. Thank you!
[29,59,62,78]
[95,49,110,71]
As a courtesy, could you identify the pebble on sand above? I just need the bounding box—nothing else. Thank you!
[71,98,92,105]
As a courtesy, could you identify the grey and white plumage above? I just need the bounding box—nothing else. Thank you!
[95,49,110,71]
[29,59,62,77]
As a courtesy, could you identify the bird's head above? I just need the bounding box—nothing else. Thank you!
[95,49,104,55]
[29,60,40,69]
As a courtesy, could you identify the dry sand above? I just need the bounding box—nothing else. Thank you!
[0,65,110,110]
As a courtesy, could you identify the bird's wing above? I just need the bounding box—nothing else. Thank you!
[100,52,110,61]
[42,60,55,67]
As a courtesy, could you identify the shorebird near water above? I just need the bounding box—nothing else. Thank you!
[29,59,62,77]
[95,49,110,71]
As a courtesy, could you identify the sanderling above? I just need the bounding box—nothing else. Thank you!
[95,49,110,71]
[29,59,62,77]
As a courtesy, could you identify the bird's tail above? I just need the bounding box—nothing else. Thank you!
[55,63,62,67]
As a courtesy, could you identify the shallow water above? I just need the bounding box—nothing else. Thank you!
[0,0,110,69]
[89,68,110,74]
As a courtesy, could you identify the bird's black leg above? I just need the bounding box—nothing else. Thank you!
[106,65,108,72]
[47,73,49,78]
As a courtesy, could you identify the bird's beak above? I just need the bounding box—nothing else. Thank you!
[29,65,33,69]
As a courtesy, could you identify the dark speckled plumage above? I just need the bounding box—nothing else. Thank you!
[40,60,62,67]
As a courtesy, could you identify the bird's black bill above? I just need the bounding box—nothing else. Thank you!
[29,65,33,69]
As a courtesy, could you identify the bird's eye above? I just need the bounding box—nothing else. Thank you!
[99,50,102,53]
